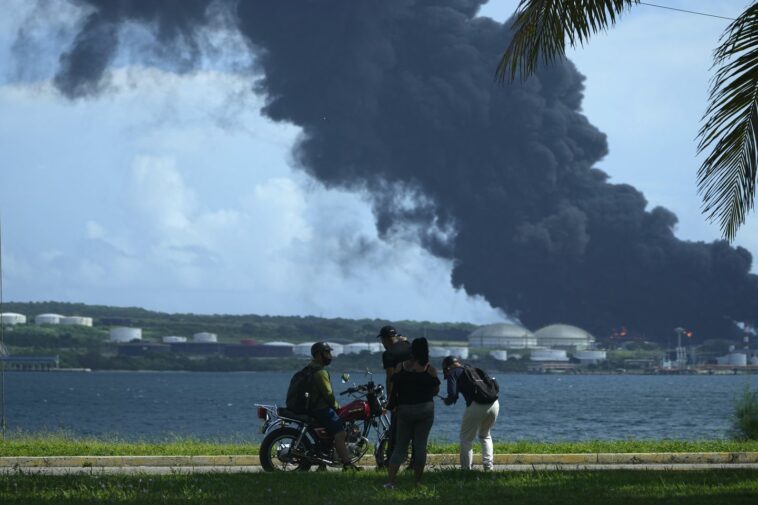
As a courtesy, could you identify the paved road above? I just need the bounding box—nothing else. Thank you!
[4,463,758,475]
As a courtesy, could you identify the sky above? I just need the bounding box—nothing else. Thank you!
[0,0,754,324]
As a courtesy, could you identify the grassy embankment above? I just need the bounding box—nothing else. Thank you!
[2,470,758,504]
[3,433,758,456]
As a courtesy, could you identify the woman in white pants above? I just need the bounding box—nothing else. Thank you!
[441,356,500,470]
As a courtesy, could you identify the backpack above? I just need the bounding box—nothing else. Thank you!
[462,365,499,404]
[286,365,319,413]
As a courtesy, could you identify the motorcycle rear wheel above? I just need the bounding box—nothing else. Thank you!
[260,427,313,472]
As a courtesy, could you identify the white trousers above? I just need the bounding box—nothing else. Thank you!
[459,400,499,470]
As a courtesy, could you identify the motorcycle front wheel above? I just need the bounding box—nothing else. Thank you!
[259,427,313,472]
[374,432,390,469]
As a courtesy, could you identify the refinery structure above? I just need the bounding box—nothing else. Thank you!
[2,309,758,374]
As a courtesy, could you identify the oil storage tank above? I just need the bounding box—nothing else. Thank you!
[60,316,93,326]
[0,312,26,325]
[294,342,315,357]
[35,313,63,325]
[468,323,536,349]
[530,349,569,362]
[534,324,595,350]
[193,332,218,343]
[162,336,187,343]
[110,327,142,342]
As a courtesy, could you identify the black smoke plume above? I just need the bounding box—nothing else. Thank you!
[43,0,758,341]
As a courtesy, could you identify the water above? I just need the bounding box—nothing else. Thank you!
[3,371,758,442]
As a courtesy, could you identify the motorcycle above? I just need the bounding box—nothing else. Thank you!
[255,374,392,471]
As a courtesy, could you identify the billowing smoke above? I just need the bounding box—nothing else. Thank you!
[42,0,758,341]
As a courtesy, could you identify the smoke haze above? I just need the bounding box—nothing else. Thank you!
[36,0,758,340]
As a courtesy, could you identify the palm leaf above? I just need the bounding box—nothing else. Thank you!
[496,0,638,82]
[697,4,758,241]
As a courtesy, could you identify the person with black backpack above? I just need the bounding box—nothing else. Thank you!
[286,342,361,471]
[441,356,500,471]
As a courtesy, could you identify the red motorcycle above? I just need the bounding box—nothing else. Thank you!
[256,377,391,471]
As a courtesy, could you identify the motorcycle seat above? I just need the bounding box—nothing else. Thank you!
[277,407,318,425]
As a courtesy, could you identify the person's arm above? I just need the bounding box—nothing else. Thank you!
[444,370,458,405]
[428,366,441,397]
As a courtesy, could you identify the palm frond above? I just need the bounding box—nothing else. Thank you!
[697,4,758,241]
[496,0,638,82]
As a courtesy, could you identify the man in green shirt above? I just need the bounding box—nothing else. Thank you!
[308,342,361,471]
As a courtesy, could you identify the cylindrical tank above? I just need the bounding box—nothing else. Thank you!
[726,353,748,366]
[0,312,26,325]
[530,349,569,362]
[751,356,758,366]
[110,327,142,342]
[193,332,218,343]
[446,346,469,359]
[60,316,93,326]
[573,350,607,363]
[344,343,371,354]
[490,350,508,361]
[325,342,344,357]
[368,343,384,353]
[162,336,187,343]
[468,323,536,349]
[294,342,315,357]
[35,313,63,325]
[429,346,451,358]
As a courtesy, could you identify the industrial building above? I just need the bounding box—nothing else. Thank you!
[468,323,537,349]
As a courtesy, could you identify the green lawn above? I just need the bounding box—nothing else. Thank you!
[1,470,758,504]
[2,434,758,456]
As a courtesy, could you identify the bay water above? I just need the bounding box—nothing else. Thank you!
[4,371,758,443]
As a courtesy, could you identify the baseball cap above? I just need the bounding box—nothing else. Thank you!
[376,325,398,339]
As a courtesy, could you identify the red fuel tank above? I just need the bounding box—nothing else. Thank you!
[338,399,370,421]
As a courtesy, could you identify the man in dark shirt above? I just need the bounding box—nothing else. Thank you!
[377,325,412,466]
[442,356,500,470]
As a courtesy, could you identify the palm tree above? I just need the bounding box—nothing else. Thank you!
[497,0,758,241]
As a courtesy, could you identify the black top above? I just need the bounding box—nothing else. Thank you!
[444,366,475,406]
[382,340,412,370]
[392,365,441,405]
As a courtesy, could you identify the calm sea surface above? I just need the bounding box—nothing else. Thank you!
[3,371,758,443]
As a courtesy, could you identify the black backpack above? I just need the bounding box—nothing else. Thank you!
[462,365,499,404]
[286,365,319,413]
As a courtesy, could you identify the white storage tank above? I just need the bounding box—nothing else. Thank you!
[530,349,569,362]
[447,346,469,359]
[344,343,371,354]
[35,313,63,325]
[368,343,384,353]
[294,342,315,357]
[468,323,537,349]
[110,327,142,342]
[573,350,607,364]
[429,346,451,358]
[717,353,747,366]
[193,332,218,343]
[60,316,93,326]
[0,312,26,325]
[264,340,294,347]
[490,350,508,361]
[534,324,595,350]
[162,336,187,343]
[751,356,758,366]
[325,342,344,357]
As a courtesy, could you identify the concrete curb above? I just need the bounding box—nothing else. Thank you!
[2,453,758,468]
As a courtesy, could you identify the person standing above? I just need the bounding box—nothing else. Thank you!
[385,337,440,488]
[377,325,412,464]
[441,356,500,471]
[307,342,361,471]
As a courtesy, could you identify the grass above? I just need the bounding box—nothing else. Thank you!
[3,433,758,456]
[1,470,758,504]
